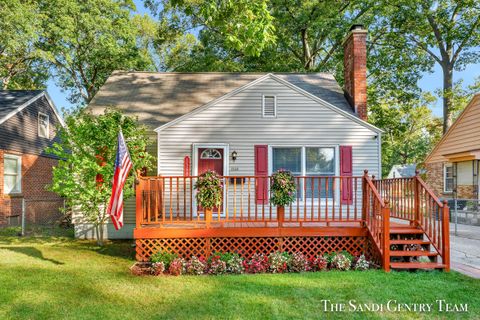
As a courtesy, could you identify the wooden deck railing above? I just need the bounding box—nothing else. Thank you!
[373,172,450,270]
[363,172,390,271]
[135,175,364,227]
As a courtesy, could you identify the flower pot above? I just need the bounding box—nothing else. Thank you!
[277,206,285,226]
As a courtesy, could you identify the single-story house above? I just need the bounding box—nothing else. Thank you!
[83,25,382,239]
[81,25,450,272]
[425,93,480,200]
[0,90,65,226]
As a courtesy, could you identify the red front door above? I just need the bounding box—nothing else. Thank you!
[197,148,224,214]
[198,148,224,176]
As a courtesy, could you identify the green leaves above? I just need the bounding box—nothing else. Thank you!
[269,170,296,207]
[194,170,223,210]
[47,108,155,228]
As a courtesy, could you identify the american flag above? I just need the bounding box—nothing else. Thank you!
[106,130,133,230]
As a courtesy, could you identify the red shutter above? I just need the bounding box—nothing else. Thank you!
[340,146,353,204]
[183,156,191,176]
[254,145,268,204]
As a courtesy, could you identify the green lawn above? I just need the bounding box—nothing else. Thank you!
[0,236,479,320]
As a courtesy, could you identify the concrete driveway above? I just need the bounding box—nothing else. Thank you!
[450,223,480,278]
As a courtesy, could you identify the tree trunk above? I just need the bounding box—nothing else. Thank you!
[95,219,105,246]
[442,64,454,134]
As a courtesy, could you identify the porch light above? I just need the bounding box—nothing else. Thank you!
[231,150,238,161]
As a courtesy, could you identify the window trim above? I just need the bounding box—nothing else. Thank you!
[38,112,49,138]
[268,145,339,202]
[3,154,22,194]
[444,163,454,193]
[262,95,277,118]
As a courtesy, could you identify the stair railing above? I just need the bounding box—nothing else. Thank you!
[363,170,390,271]
[413,172,450,271]
[372,171,450,271]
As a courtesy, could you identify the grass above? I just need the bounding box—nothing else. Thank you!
[0,236,479,320]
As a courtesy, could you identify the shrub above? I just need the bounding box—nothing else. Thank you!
[268,252,290,273]
[150,251,178,270]
[353,255,370,271]
[288,252,309,272]
[168,258,185,276]
[194,170,223,210]
[150,262,165,276]
[185,256,207,275]
[222,253,245,274]
[331,252,352,271]
[243,253,268,273]
[270,169,296,206]
[208,255,227,275]
[309,255,328,271]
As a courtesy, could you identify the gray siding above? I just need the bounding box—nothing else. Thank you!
[0,96,61,158]
[157,77,380,177]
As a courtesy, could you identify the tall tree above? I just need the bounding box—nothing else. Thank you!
[369,93,442,176]
[38,0,158,105]
[0,0,49,89]
[388,0,480,133]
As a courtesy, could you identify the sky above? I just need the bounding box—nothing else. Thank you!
[45,0,480,118]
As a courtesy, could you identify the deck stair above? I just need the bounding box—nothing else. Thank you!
[388,223,446,271]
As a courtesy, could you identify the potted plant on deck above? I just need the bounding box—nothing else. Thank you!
[194,170,223,226]
[270,169,296,226]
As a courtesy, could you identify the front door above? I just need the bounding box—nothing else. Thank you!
[197,148,224,214]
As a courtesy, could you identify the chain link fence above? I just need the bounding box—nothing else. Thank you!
[0,198,71,236]
[444,198,480,235]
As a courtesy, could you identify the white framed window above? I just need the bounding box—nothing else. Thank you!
[444,163,454,193]
[270,146,337,199]
[4,154,21,194]
[38,112,49,138]
[262,95,276,117]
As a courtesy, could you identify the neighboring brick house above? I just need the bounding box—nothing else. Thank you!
[0,90,65,226]
[425,93,480,200]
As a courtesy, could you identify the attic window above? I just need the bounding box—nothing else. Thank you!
[38,112,49,138]
[262,95,276,117]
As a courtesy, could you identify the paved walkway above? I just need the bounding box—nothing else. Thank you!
[450,223,480,279]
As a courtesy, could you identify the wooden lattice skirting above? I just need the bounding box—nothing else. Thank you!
[136,235,380,262]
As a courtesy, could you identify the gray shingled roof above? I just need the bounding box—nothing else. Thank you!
[88,72,354,129]
[0,90,43,121]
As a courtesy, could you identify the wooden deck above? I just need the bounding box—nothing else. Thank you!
[134,172,450,272]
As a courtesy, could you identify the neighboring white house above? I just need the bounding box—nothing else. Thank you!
[78,25,383,239]
[387,164,423,179]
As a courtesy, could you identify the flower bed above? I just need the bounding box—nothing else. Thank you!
[131,250,374,276]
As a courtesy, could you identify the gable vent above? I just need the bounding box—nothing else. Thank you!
[262,95,276,117]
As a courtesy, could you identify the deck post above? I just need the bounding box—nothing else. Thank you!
[135,177,143,229]
[205,208,212,228]
[442,200,451,272]
[277,206,284,227]
[382,201,391,272]
[362,170,368,225]
[414,171,421,226]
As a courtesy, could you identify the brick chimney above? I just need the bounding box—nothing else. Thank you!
[343,24,367,121]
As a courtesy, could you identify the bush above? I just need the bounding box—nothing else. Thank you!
[270,169,296,206]
[353,255,370,271]
[309,255,328,271]
[150,262,165,276]
[208,255,227,275]
[288,252,309,272]
[185,256,207,275]
[168,258,185,276]
[221,253,245,274]
[243,253,268,273]
[150,251,178,270]
[331,252,353,271]
[268,252,290,273]
[194,170,223,210]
